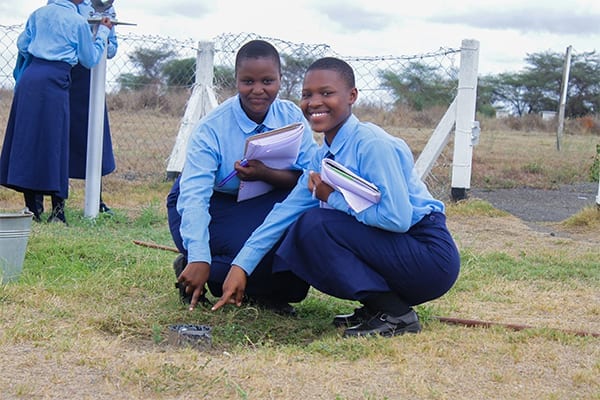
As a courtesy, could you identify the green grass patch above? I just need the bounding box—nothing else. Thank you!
[453,250,600,294]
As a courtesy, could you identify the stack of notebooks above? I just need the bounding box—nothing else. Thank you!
[237,122,304,202]
[236,121,381,213]
[320,158,381,212]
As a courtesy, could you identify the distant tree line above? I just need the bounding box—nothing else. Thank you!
[117,46,600,118]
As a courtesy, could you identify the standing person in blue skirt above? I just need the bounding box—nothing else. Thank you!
[210,57,461,338]
[171,40,318,315]
[0,0,113,224]
[66,0,118,214]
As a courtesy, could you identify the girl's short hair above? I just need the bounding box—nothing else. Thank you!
[235,40,281,75]
[306,57,355,88]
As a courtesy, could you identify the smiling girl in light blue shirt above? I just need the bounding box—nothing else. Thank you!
[212,57,460,338]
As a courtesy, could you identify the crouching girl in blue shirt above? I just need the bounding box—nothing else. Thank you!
[210,57,460,338]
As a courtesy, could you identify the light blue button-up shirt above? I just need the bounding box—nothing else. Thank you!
[71,0,118,59]
[232,114,445,274]
[18,0,110,68]
[177,95,318,265]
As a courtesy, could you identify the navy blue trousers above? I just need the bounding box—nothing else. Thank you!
[273,208,460,306]
[166,177,309,301]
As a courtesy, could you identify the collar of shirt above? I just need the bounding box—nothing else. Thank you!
[322,113,359,159]
[232,95,278,135]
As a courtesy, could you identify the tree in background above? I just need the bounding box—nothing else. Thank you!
[280,53,316,101]
[520,51,564,114]
[483,50,600,117]
[117,48,237,99]
[561,51,600,117]
[210,65,235,100]
[117,46,175,92]
[116,47,600,118]
[379,61,455,111]
[479,72,530,116]
[162,58,195,88]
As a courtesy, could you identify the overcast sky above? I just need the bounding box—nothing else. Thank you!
[1,0,599,75]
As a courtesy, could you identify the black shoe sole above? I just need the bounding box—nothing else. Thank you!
[332,307,372,328]
[343,310,422,338]
[343,321,422,338]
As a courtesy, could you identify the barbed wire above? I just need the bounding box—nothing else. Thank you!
[0,25,460,196]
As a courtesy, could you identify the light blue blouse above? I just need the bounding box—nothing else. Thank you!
[18,0,110,68]
[177,95,318,265]
[233,114,445,274]
[74,0,118,59]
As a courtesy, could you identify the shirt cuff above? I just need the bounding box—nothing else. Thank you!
[231,246,260,276]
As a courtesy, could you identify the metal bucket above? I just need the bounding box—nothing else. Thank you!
[0,209,33,284]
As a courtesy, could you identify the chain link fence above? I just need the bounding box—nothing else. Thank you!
[0,25,461,198]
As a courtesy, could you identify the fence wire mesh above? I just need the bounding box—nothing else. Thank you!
[0,25,460,198]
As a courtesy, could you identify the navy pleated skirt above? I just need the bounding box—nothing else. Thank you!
[68,63,115,179]
[0,57,72,199]
[273,208,460,306]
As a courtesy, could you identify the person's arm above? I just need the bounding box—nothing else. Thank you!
[177,261,210,310]
[235,160,301,189]
[75,17,112,68]
[105,6,118,59]
[235,112,318,189]
[326,138,416,232]
[176,127,221,310]
[177,126,220,266]
[211,169,320,311]
[16,22,32,54]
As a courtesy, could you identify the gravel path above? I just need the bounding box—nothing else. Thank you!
[469,182,599,223]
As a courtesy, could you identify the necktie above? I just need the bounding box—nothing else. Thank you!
[325,151,335,160]
[254,124,268,134]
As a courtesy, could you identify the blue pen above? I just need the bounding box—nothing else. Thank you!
[216,158,249,187]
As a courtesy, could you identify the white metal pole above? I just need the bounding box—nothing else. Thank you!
[596,170,600,206]
[596,145,600,206]
[556,45,572,151]
[451,39,480,201]
[84,45,107,218]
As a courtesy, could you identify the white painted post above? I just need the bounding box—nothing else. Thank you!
[596,171,600,206]
[415,98,457,180]
[451,39,480,201]
[556,45,572,151]
[166,41,219,179]
[83,45,107,218]
[596,144,600,206]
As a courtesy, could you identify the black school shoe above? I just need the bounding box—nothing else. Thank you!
[172,254,211,306]
[99,201,114,215]
[47,206,67,225]
[343,309,422,338]
[332,305,374,327]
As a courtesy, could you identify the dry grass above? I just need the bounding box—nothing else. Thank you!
[0,205,598,399]
[1,101,600,399]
